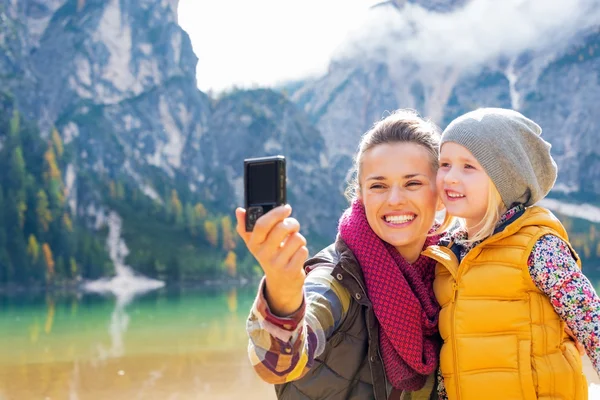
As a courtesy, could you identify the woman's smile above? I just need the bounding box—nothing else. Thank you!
[382,212,416,227]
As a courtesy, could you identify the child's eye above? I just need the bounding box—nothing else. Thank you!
[464,164,475,169]
[440,162,450,168]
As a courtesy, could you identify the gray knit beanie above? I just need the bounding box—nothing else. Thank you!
[440,108,557,208]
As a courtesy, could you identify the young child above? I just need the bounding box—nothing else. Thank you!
[424,108,600,400]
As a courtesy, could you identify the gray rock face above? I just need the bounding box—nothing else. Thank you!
[292,60,404,157]
[520,29,600,197]
[2,0,209,197]
[195,89,346,242]
[31,0,194,129]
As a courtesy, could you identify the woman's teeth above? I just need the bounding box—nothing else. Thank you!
[385,215,415,224]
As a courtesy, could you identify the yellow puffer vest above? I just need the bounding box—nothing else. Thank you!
[423,206,587,400]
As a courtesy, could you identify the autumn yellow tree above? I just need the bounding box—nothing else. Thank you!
[223,251,236,277]
[204,221,218,247]
[194,202,207,220]
[17,198,27,229]
[43,145,65,208]
[51,128,64,158]
[221,216,236,251]
[42,243,55,277]
[171,189,183,225]
[27,235,40,263]
[43,147,61,182]
[36,190,52,232]
[62,213,73,232]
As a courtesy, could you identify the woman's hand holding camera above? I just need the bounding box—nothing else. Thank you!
[236,204,308,316]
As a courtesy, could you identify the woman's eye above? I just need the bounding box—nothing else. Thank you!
[370,184,384,189]
[406,181,422,187]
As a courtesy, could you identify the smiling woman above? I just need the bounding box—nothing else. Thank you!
[176,0,372,92]
[235,109,452,399]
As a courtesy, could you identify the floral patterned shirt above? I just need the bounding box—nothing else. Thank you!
[437,204,600,399]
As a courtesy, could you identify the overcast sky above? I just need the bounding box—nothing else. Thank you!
[177,0,375,93]
[178,0,599,94]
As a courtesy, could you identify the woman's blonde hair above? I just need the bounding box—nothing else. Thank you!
[459,179,506,243]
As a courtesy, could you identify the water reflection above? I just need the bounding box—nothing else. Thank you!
[45,294,55,334]
[0,285,276,400]
[95,292,131,360]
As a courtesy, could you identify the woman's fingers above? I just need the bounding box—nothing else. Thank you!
[247,205,292,248]
[272,232,307,268]
[287,245,310,271]
[255,218,300,258]
[235,204,304,276]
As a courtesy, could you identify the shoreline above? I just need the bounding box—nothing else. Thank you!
[0,277,262,297]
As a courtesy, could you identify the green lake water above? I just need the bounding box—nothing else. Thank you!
[0,285,277,400]
[1,279,599,400]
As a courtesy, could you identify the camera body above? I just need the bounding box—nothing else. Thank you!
[244,155,286,232]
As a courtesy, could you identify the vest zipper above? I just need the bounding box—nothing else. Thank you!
[452,280,461,399]
[452,283,458,303]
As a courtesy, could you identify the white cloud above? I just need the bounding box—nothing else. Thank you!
[177,0,375,93]
[178,0,600,94]
[337,0,600,69]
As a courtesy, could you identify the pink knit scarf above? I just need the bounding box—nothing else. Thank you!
[338,200,441,391]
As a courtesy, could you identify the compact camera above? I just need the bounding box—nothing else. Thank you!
[244,155,287,232]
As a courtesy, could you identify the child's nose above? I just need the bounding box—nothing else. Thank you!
[444,168,459,184]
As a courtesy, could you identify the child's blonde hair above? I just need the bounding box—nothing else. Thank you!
[458,178,505,243]
[434,208,457,237]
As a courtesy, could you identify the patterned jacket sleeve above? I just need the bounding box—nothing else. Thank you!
[437,366,448,399]
[528,234,600,376]
[247,266,352,384]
